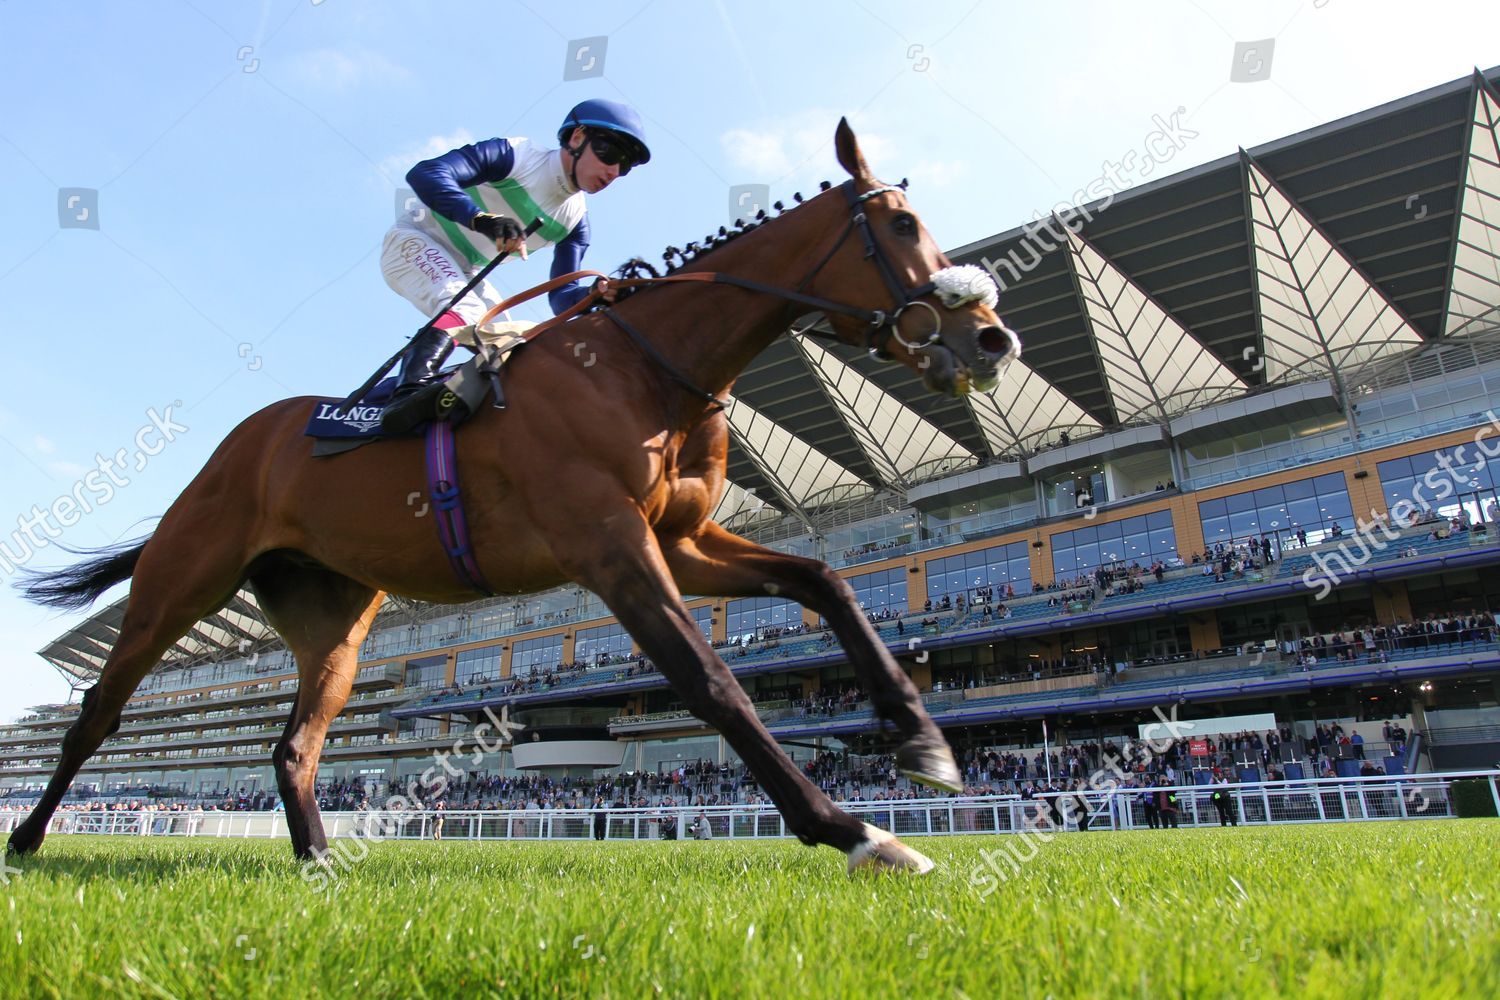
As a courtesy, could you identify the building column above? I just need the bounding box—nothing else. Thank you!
[1347,465,1389,523]
[1170,492,1206,563]
[906,557,927,611]
[910,660,933,692]
[1188,616,1222,653]
[1372,582,1414,624]
[1026,538,1047,590]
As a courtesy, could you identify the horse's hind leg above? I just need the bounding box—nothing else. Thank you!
[552,509,933,873]
[663,520,961,791]
[6,538,251,857]
[249,560,382,860]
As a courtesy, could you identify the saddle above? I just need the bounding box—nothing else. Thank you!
[303,346,512,457]
[301,269,610,597]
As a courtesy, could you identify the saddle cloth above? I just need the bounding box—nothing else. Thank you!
[304,320,535,454]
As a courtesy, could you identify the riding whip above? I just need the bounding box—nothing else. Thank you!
[338,217,542,409]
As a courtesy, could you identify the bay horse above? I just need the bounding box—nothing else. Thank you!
[9,120,1019,873]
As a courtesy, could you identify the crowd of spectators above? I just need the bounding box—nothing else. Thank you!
[793,687,868,718]
[840,539,910,562]
[1193,537,1275,582]
[1293,611,1497,667]
[8,716,1418,821]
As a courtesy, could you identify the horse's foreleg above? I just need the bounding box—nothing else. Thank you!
[663,520,961,792]
[554,511,929,870]
[251,564,382,861]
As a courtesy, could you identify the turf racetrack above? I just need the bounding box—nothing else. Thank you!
[2,821,1496,998]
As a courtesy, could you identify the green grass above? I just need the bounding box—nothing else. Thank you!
[1,821,1497,999]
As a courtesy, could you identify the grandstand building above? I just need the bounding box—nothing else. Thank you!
[6,68,1500,804]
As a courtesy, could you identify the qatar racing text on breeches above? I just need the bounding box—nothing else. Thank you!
[380,219,535,351]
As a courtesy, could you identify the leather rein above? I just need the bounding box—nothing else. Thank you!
[474,179,943,412]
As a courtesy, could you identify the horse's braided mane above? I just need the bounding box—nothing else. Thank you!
[607,181,837,298]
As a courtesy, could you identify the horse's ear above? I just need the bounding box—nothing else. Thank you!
[834,117,872,182]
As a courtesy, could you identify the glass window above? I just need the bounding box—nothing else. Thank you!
[454,645,502,686]
[725,596,800,641]
[688,604,714,641]
[511,634,564,677]
[1196,473,1355,549]
[924,541,1032,603]
[1050,510,1178,578]
[404,655,446,688]
[574,622,633,665]
[847,566,908,615]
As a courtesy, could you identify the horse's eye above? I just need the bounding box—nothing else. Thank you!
[892,213,917,236]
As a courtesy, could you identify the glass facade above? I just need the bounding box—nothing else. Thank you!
[1043,468,1108,516]
[725,596,800,641]
[925,487,1037,537]
[847,566,909,615]
[925,541,1033,602]
[1197,473,1353,550]
[510,634,564,676]
[1050,510,1176,577]
[404,655,446,689]
[1377,445,1500,524]
[574,621,633,664]
[689,603,714,641]
[454,645,502,686]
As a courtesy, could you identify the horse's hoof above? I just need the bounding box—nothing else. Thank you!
[847,823,935,875]
[6,834,38,858]
[896,735,964,794]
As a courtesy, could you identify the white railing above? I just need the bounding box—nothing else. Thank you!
[4,770,1495,843]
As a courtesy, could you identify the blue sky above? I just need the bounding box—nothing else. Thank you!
[0,0,1496,723]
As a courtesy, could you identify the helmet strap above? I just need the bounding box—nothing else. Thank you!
[564,127,587,191]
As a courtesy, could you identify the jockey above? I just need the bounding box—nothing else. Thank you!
[378,98,651,432]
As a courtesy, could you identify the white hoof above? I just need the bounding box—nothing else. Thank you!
[847,823,935,875]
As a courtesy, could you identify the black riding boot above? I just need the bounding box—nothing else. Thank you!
[379,327,455,435]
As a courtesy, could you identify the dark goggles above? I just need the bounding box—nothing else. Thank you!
[586,131,639,175]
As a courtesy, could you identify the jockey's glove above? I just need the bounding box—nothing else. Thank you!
[471,213,524,245]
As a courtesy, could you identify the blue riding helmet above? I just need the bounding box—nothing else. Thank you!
[558,98,652,166]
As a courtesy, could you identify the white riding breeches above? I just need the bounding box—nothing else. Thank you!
[380,220,535,351]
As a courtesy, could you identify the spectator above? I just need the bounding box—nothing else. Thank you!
[1210,777,1238,827]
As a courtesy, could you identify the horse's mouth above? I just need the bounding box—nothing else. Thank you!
[951,365,1000,398]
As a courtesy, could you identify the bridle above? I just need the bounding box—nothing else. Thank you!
[473,179,1001,411]
[786,179,946,362]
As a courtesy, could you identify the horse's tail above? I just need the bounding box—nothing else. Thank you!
[19,535,153,611]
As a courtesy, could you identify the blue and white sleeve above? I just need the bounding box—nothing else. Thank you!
[406,138,516,225]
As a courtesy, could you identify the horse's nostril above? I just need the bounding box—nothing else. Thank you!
[977,324,1019,361]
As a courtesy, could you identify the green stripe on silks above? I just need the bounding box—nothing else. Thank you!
[436,212,488,268]
[490,179,571,243]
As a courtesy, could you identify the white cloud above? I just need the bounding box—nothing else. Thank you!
[378,129,477,185]
[907,159,971,188]
[282,46,412,93]
[720,111,899,186]
[33,435,54,454]
[47,460,87,479]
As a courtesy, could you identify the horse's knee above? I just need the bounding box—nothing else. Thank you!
[272,737,316,787]
[682,675,751,727]
[77,685,122,739]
